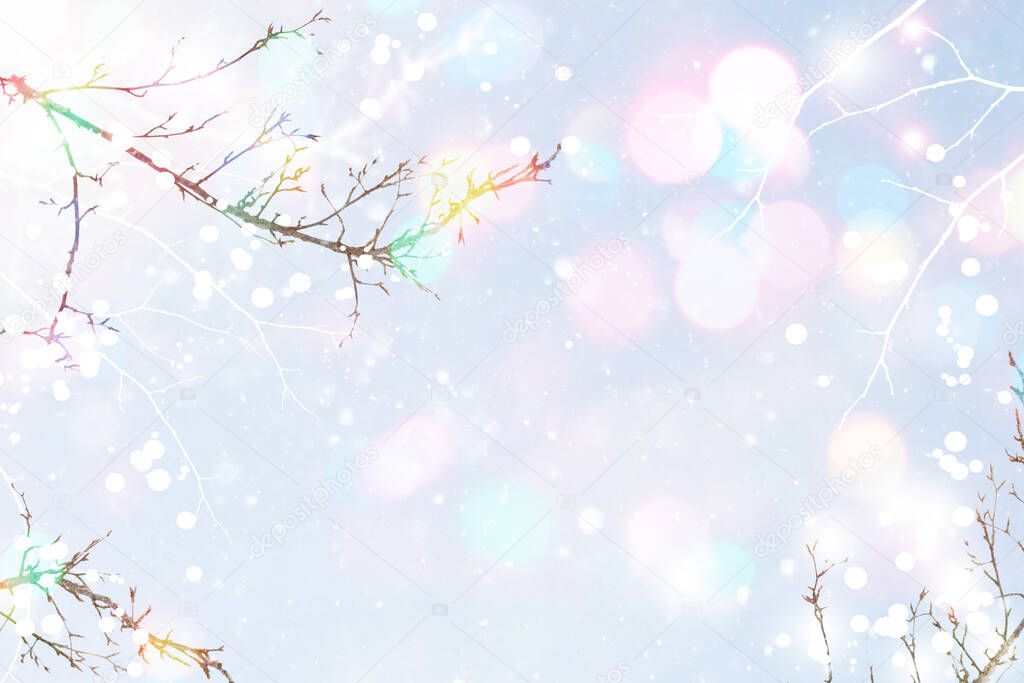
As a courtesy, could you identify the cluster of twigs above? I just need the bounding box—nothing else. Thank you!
[803,540,845,683]
[805,353,1024,682]
[0,11,558,355]
[0,492,230,680]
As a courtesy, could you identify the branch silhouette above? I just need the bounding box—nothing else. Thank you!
[1,490,231,680]
[0,11,559,354]
[805,353,1024,683]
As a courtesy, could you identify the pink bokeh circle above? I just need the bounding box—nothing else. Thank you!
[747,200,832,291]
[567,246,660,345]
[363,414,452,501]
[709,45,800,133]
[674,242,759,330]
[626,90,722,184]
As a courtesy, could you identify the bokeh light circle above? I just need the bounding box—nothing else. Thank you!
[567,247,660,345]
[461,481,551,562]
[709,46,800,134]
[837,210,916,297]
[626,498,710,598]
[626,90,722,184]
[674,243,759,330]
[747,201,832,291]
[363,415,452,501]
[827,413,908,500]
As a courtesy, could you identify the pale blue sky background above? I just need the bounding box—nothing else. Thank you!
[2,0,1024,681]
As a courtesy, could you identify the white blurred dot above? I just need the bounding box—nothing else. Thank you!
[888,603,909,620]
[251,287,275,309]
[957,214,979,242]
[52,379,70,402]
[41,614,63,635]
[843,231,863,248]
[895,552,915,571]
[850,614,870,633]
[926,144,946,162]
[932,631,954,653]
[129,449,151,472]
[965,611,990,635]
[875,615,907,638]
[976,294,999,316]
[177,511,197,529]
[998,390,1013,405]
[105,473,125,493]
[230,248,253,271]
[143,439,165,460]
[185,565,203,582]
[417,13,437,31]
[952,506,975,527]
[199,224,219,243]
[561,135,582,155]
[146,469,171,492]
[289,272,312,293]
[554,65,573,81]
[404,63,424,82]
[961,258,980,277]
[774,632,791,648]
[944,431,967,453]
[509,136,531,156]
[371,45,390,65]
[359,98,382,120]
[844,566,868,590]
[785,323,808,345]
